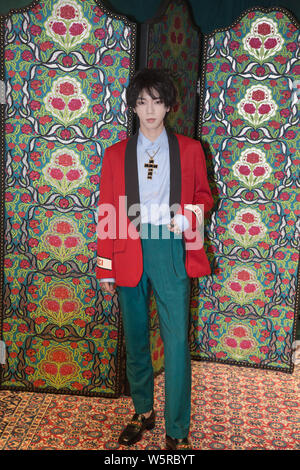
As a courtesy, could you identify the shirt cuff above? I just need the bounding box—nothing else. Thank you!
[99,278,115,283]
[174,214,190,232]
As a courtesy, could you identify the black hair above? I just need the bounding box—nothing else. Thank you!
[126,68,177,109]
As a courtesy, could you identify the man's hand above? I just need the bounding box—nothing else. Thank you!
[167,218,182,234]
[100,282,116,295]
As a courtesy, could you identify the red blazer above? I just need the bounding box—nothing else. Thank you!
[96,131,213,287]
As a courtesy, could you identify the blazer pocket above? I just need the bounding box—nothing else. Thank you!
[113,239,126,253]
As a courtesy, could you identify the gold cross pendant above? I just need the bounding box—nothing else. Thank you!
[144,157,158,179]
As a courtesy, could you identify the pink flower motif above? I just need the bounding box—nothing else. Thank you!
[58,154,74,166]
[285,130,296,139]
[47,235,62,247]
[234,224,246,235]
[90,175,100,184]
[293,65,300,75]
[51,98,66,110]
[49,168,64,180]
[68,99,82,111]
[240,340,252,350]
[258,104,271,115]
[251,90,266,101]
[221,63,231,72]
[257,23,272,35]
[102,55,114,66]
[249,37,262,49]
[5,50,14,60]
[233,327,246,337]
[59,82,75,96]
[244,284,257,293]
[121,57,130,68]
[55,221,72,234]
[45,299,60,312]
[226,338,237,348]
[52,21,67,36]
[238,165,251,176]
[30,25,42,36]
[66,169,81,181]
[241,213,255,224]
[59,199,69,208]
[30,100,41,111]
[64,237,79,248]
[237,271,251,282]
[69,23,84,36]
[224,106,234,115]
[22,52,34,64]
[229,282,242,292]
[118,131,127,141]
[59,5,76,19]
[246,152,260,164]
[5,123,14,133]
[62,56,73,67]
[250,131,260,140]
[92,104,103,115]
[248,226,261,236]
[94,28,106,40]
[264,38,277,49]
[253,167,266,176]
[230,41,239,50]
[22,124,33,134]
[243,103,256,114]
[60,129,71,140]
[100,129,111,139]
[62,301,77,313]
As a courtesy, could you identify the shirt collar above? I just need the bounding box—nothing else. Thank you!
[138,128,168,151]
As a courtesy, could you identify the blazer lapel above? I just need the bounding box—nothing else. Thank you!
[124,133,140,226]
[167,129,181,215]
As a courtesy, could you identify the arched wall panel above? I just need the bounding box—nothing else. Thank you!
[193,8,299,372]
[0,0,137,396]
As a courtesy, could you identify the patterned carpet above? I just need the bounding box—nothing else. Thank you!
[0,360,299,451]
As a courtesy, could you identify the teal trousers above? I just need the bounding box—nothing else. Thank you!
[117,224,191,439]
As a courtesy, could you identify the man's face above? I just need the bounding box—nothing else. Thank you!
[134,88,170,136]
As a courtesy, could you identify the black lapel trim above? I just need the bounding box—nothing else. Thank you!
[124,133,140,226]
[167,130,181,216]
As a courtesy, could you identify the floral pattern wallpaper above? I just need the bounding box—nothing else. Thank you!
[1,0,136,396]
[193,9,299,372]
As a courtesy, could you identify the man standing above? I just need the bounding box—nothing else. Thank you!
[97,69,213,450]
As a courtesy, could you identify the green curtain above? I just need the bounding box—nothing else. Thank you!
[0,0,299,31]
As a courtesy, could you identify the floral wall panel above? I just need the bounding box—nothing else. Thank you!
[0,0,136,396]
[142,0,200,137]
[193,8,299,372]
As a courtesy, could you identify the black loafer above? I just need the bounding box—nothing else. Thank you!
[118,410,155,446]
[166,435,192,450]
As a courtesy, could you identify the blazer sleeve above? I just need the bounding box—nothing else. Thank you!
[96,148,116,280]
[193,141,214,213]
[183,141,213,249]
